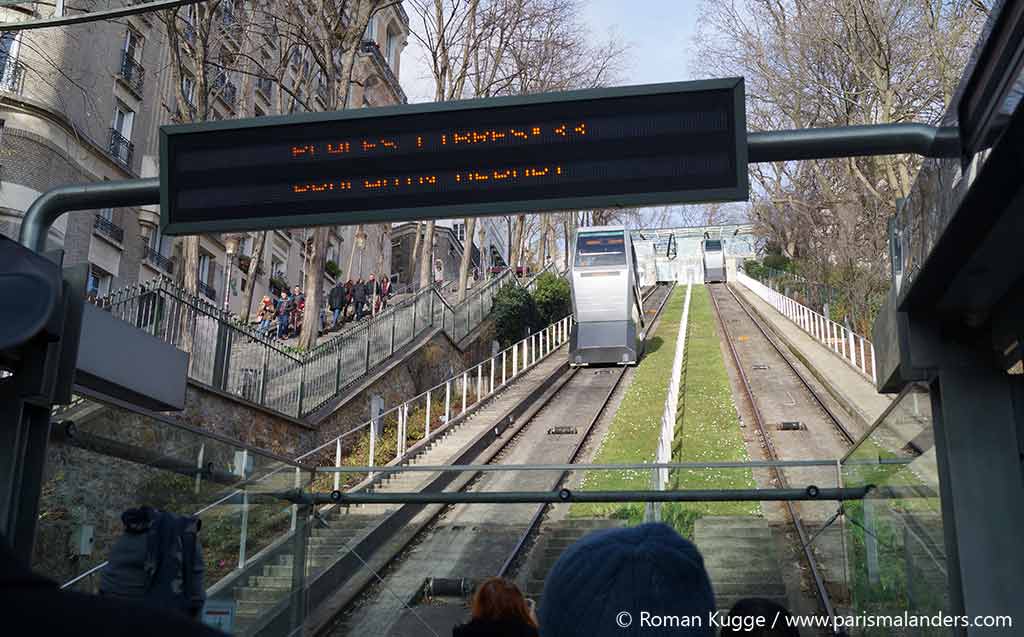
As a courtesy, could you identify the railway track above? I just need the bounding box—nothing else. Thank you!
[323,284,673,636]
[708,282,857,633]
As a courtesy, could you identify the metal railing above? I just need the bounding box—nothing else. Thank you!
[108,128,134,169]
[144,245,175,274]
[92,267,528,419]
[118,51,145,95]
[92,214,124,243]
[650,279,693,522]
[736,269,877,384]
[359,40,406,103]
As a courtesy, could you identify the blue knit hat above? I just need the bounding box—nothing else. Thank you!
[539,523,715,636]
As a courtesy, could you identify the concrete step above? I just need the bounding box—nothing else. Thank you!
[249,575,292,588]
[261,564,292,578]
[716,594,789,611]
[693,516,787,614]
[235,586,288,602]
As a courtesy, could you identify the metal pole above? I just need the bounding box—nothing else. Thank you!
[334,438,341,492]
[425,389,431,437]
[747,123,960,163]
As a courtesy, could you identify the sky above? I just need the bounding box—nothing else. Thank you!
[396,0,745,229]
[400,0,703,102]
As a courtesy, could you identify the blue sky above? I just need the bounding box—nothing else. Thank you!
[401,0,703,101]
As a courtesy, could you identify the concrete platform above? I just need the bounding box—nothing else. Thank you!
[730,282,893,433]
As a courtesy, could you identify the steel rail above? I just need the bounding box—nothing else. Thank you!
[723,283,856,445]
[707,283,840,632]
[498,282,675,578]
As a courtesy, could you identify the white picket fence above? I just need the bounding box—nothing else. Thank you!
[647,279,693,522]
[736,270,877,384]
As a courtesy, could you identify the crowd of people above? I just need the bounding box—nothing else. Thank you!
[253,274,392,341]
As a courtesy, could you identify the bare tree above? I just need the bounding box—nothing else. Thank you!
[694,0,987,329]
[456,217,477,301]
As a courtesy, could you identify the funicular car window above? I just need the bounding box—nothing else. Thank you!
[576,232,626,267]
[704,240,722,251]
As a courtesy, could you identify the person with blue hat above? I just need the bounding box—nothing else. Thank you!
[539,523,716,635]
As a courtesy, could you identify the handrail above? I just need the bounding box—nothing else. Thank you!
[736,269,877,384]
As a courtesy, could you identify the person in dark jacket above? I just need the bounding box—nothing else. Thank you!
[453,577,538,637]
[0,533,227,636]
[352,276,368,320]
[276,290,293,339]
[328,282,346,329]
[378,274,392,311]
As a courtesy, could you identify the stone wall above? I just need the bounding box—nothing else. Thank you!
[34,328,474,587]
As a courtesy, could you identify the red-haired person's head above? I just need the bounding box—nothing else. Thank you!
[454,577,538,637]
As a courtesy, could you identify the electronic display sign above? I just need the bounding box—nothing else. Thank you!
[160,79,747,235]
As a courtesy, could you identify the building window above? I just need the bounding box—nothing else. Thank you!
[181,74,196,106]
[123,28,143,61]
[365,17,375,42]
[110,102,134,167]
[1,31,22,92]
[255,104,265,117]
[386,27,399,68]
[87,265,113,299]
[198,253,211,283]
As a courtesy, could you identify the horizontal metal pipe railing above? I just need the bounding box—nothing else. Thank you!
[313,459,844,473]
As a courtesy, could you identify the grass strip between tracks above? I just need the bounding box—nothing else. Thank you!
[569,286,758,538]
[661,286,758,538]
[570,287,684,525]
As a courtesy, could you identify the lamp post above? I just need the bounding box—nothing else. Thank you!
[223,233,242,313]
[355,229,367,279]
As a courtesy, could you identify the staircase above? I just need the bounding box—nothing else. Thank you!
[230,353,568,634]
[693,516,788,611]
[521,518,628,605]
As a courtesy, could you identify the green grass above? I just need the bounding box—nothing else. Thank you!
[571,287,686,524]
[662,286,759,537]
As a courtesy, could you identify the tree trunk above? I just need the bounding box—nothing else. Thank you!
[419,220,436,288]
[408,222,423,287]
[514,215,527,268]
[298,227,329,349]
[240,231,267,322]
[178,235,202,352]
[345,224,363,282]
[563,213,573,270]
[456,217,477,302]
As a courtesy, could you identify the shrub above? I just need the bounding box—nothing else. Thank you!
[492,284,540,347]
[531,272,571,326]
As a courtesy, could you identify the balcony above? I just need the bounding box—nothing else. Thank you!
[0,55,24,93]
[118,52,146,97]
[197,280,217,301]
[144,245,174,274]
[93,214,125,244]
[214,74,238,110]
[221,9,243,43]
[108,128,134,169]
[359,40,406,104]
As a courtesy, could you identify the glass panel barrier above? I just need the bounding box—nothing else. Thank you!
[45,395,314,636]
[301,462,849,637]
[840,383,945,632]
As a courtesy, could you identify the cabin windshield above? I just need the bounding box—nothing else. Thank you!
[576,232,626,267]
[704,240,723,252]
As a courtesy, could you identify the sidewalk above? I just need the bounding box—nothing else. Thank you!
[730,282,893,433]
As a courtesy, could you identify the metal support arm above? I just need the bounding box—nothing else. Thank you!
[748,123,960,163]
[18,178,159,252]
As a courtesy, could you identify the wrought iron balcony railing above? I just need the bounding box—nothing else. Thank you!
[197,280,217,301]
[144,245,174,274]
[108,128,134,169]
[93,214,125,243]
[118,52,145,96]
[359,40,407,104]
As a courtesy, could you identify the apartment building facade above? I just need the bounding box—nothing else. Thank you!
[1,1,410,319]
